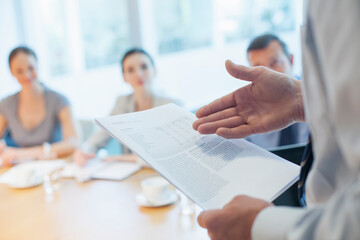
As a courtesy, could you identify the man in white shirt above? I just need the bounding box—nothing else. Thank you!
[193,0,360,239]
[245,33,309,149]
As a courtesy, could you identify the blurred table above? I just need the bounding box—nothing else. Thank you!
[0,167,209,240]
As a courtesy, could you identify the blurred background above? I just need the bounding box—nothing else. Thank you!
[0,0,304,119]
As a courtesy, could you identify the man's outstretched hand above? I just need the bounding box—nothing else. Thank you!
[193,60,304,139]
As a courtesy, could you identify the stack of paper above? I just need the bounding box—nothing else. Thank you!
[61,160,142,182]
[0,160,65,187]
[95,104,300,210]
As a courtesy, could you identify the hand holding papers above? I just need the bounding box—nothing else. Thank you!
[95,104,299,210]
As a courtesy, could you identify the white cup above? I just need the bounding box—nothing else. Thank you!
[141,176,172,204]
[13,167,38,187]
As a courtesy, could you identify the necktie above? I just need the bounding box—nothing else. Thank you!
[279,124,296,146]
[298,136,314,206]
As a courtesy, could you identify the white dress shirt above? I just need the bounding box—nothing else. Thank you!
[252,0,360,239]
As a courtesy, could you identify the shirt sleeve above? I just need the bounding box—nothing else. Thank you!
[85,96,124,152]
[0,99,7,139]
[252,207,306,240]
[0,96,14,124]
[0,99,6,116]
[53,91,70,114]
[252,177,360,240]
[0,95,14,118]
[252,1,360,239]
[85,129,112,152]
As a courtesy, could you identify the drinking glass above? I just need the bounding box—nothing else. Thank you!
[177,190,196,215]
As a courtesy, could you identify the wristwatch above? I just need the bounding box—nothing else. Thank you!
[42,142,51,159]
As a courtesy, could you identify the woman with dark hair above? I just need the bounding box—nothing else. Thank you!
[73,48,178,165]
[0,46,79,166]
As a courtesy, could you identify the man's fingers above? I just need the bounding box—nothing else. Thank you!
[197,209,222,228]
[196,60,260,119]
[216,125,255,139]
[225,60,261,82]
[193,107,241,131]
[195,92,236,119]
[197,116,246,134]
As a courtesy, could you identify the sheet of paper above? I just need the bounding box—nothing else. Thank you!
[91,161,142,180]
[0,160,65,184]
[95,103,300,210]
[61,159,104,180]
[61,159,142,181]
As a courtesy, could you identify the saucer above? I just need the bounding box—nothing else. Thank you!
[135,191,178,207]
[9,176,43,189]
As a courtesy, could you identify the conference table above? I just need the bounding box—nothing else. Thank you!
[0,167,209,240]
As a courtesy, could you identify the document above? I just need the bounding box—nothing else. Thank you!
[61,160,142,182]
[95,104,299,210]
[0,160,65,186]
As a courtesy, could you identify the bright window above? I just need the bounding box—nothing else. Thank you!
[39,0,69,76]
[219,0,296,42]
[79,0,131,69]
[153,0,213,54]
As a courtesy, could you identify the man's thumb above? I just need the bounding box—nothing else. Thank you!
[225,60,258,82]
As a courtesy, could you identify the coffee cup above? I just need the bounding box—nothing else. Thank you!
[141,176,172,204]
[12,167,38,187]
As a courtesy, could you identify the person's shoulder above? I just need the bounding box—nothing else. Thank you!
[113,94,133,107]
[154,95,182,106]
[44,87,67,99]
[43,86,70,110]
[0,92,19,107]
[115,94,132,102]
[0,92,19,115]
[110,94,133,114]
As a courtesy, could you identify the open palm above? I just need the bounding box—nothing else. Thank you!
[193,60,304,139]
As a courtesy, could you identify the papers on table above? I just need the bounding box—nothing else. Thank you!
[0,159,141,186]
[95,103,300,210]
[61,159,142,182]
[0,160,65,187]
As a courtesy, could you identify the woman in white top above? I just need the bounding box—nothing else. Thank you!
[74,48,177,165]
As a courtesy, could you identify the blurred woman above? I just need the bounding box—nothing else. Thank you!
[74,48,178,166]
[0,46,79,166]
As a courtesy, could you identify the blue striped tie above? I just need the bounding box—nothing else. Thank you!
[298,136,314,207]
[279,125,296,146]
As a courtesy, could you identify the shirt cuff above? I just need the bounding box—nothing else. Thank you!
[251,206,306,240]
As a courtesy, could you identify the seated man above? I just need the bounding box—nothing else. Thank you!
[245,33,309,148]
